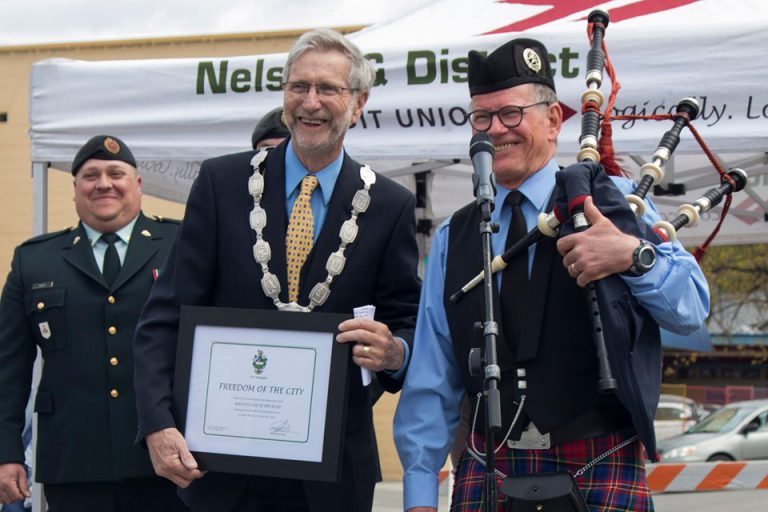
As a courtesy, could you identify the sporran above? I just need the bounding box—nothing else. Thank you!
[500,471,589,512]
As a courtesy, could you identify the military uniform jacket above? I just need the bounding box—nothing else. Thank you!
[133,140,420,512]
[0,212,178,483]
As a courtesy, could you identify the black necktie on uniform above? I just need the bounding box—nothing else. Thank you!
[101,233,121,286]
[500,190,528,352]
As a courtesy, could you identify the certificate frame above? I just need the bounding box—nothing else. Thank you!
[173,305,350,482]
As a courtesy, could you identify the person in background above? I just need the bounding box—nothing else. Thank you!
[251,106,291,150]
[0,135,187,511]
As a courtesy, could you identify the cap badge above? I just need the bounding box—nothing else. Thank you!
[103,137,121,155]
[522,48,542,73]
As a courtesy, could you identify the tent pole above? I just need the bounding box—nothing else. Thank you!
[32,161,49,235]
[30,161,48,511]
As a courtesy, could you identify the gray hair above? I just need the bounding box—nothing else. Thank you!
[531,84,560,146]
[284,28,375,93]
[530,83,558,105]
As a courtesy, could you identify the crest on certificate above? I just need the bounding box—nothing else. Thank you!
[252,349,268,375]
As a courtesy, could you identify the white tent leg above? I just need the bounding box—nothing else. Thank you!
[31,162,48,511]
[32,162,48,235]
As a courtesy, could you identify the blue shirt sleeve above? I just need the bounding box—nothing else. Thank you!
[394,221,465,510]
[610,177,710,333]
[384,337,410,381]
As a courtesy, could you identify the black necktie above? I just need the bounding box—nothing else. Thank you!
[101,233,121,286]
[500,191,528,352]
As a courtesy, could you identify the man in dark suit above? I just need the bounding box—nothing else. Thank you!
[0,135,186,511]
[133,28,420,512]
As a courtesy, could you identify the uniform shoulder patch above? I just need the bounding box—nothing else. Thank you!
[20,227,74,246]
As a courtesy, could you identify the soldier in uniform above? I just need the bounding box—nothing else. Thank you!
[0,135,187,511]
[251,106,290,150]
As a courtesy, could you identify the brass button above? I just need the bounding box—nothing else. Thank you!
[109,357,118,366]
[107,296,116,304]
[110,389,119,398]
[37,302,45,310]
[108,326,117,335]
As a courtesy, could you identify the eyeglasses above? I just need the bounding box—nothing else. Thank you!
[281,81,358,98]
[467,101,550,131]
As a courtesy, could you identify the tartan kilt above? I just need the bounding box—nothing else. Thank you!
[451,431,654,512]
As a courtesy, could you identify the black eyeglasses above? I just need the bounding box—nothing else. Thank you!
[467,101,550,131]
[281,81,358,98]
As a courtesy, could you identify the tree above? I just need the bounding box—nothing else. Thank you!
[695,243,768,336]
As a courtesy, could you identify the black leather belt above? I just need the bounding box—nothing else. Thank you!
[548,407,632,445]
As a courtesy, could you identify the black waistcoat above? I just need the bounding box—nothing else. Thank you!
[444,201,621,435]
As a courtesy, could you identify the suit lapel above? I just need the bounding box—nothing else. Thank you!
[260,144,289,302]
[300,155,360,301]
[112,212,160,291]
[62,224,105,287]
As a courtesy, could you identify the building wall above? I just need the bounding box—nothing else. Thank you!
[0,30,314,266]
[0,27,414,482]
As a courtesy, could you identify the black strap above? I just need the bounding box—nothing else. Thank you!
[101,233,121,286]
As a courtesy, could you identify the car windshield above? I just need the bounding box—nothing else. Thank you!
[656,404,693,420]
[687,405,755,433]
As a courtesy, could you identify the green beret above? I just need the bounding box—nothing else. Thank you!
[71,135,137,176]
[468,38,555,97]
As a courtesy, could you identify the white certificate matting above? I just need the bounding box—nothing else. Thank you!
[184,325,332,463]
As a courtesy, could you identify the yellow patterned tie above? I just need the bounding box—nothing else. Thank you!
[286,175,319,302]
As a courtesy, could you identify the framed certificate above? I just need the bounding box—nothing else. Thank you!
[173,305,351,482]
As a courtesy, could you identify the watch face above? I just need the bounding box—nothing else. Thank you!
[639,246,655,266]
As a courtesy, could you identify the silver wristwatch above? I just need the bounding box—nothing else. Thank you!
[626,240,656,276]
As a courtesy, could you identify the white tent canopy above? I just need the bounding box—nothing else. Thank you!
[29,0,768,245]
[25,5,766,508]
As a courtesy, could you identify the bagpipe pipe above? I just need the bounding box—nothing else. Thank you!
[451,9,748,395]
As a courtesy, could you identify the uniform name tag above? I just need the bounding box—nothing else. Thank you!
[32,281,54,290]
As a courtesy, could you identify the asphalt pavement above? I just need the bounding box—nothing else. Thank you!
[372,481,768,511]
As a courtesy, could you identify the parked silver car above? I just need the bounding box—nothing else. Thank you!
[654,394,708,441]
[656,399,768,462]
